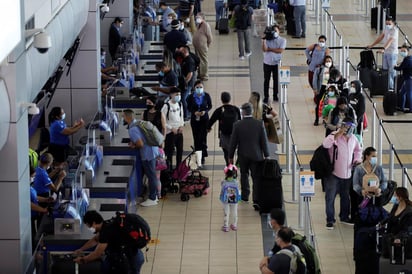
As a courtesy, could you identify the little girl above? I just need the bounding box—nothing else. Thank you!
[220,164,241,232]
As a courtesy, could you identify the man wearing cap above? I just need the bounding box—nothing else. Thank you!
[228,102,269,207]
[108,17,124,62]
[322,117,362,230]
[164,19,189,53]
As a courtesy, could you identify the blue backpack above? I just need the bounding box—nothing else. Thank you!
[220,182,240,204]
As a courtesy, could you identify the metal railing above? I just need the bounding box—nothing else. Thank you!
[321,9,344,73]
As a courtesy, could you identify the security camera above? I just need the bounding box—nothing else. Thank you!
[21,103,40,115]
[33,32,52,54]
[100,4,110,13]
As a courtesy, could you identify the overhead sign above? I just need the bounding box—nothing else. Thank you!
[299,171,315,197]
[279,66,291,85]
[322,0,331,9]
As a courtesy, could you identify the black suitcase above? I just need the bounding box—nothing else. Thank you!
[370,52,389,97]
[359,67,373,89]
[383,91,397,115]
[257,159,283,214]
[354,226,380,274]
[218,8,229,34]
[359,50,376,69]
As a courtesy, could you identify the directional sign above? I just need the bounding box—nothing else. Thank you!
[322,0,330,9]
[299,171,315,197]
[279,66,290,85]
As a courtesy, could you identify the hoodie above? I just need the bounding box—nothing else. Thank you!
[349,80,366,125]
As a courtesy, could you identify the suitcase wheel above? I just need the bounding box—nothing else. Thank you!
[181,193,190,201]
[193,189,202,197]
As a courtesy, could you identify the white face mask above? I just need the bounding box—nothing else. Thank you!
[61,113,66,120]
[325,62,332,68]
[167,18,172,24]
[88,226,96,234]
[349,87,356,94]
[385,24,393,30]
[196,18,202,24]
[319,42,326,48]
[274,32,279,38]
[30,177,34,183]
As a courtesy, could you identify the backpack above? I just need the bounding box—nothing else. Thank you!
[235,6,251,30]
[113,212,151,250]
[291,233,321,274]
[219,105,240,135]
[361,164,380,194]
[189,52,200,70]
[358,204,389,227]
[165,101,183,120]
[29,148,39,169]
[309,144,337,180]
[277,245,307,274]
[131,120,164,147]
[220,181,241,204]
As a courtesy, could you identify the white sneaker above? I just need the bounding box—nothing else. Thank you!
[239,56,245,60]
[245,51,252,57]
[140,199,158,207]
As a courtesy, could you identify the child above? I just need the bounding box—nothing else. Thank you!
[220,164,241,232]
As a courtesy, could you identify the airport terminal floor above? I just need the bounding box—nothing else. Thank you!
[124,1,412,274]
[27,0,412,273]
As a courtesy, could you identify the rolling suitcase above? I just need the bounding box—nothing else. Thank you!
[383,91,397,115]
[358,49,376,89]
[257,159,283,214]
[218,8,230,34]
[370,52,389,97]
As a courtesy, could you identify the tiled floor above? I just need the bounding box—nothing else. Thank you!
[131,1,412,273]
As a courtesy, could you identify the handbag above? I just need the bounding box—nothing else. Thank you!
[264,116,283,144]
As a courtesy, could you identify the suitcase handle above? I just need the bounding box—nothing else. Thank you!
[376,51,384,69]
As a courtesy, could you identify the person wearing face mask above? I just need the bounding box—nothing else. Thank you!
[305,35,330,91]
[325,97,357,137]
[313,55,334,125]
[108,17,124,62]
[48,106,85,167]
[33,153,66,205]
[348,80,366,135]
[161,88,185,170]
[322,117,362,229]
[367,16,399,90]
[164,19,188,54]
[395,44,412,113]
[159,2,174,32]
[186,80,213,168]
[327,68,350,98]
[261,24,287,103]
[192,13,213,81]
[353,147,387,206]
[320,84,339,123]
[152,62,178,103]
[178,19,192,45]
[73,210,146,273]
[385,187,412,236]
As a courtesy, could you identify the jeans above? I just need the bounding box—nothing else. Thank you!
[293,5,306,36]
[237,28,251,57]
[238,156,259,202]
[324,174,351,223]
[383,52,397,89]
[215,0,225,22]
[141,158,159,200]
[102,249,144,274]
[400,78,412,110]
[263,63,279,101]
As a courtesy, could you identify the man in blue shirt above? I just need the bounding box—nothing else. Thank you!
[123,109,160,206]
[159,2,174,32]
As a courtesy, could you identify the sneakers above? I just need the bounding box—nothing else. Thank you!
[340,219,354,226]
[314,120,319,126]
[245,51,252,57]
[239,56,245,60]
[222,225,229,232]
[140,199,158,207]
[230,224,238,231]
[326,222,334,230]
[253,203,260,211]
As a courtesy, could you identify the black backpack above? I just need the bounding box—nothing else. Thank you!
[113,212,151,250]
[219,105,239,135]
[309,144,337,179]
[189,52,200,70]
[235,6,251,30]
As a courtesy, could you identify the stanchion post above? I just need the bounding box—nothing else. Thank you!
[371,102,377,148]
[402,167,408,189]
[304,197,311,240]
[286,119,291,173]
[299,195,304,229]
[377,119,383,166]
[292,144,297,201]
[389,143,394,181]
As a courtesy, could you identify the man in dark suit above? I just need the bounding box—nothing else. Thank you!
[108,17,124,62]
[228,102,269,206]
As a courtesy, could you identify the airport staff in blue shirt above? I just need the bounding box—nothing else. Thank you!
[123,109,160,207]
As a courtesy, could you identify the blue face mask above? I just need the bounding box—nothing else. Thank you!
[390,196,399,205]
[158,71,164,77]
[369,156,377,166]
[400,51,408,58]
[385,24,393,30]
[61,113,66,120]
[328,91,335,97]
[195,87,204,94]
[174,95,181,103]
